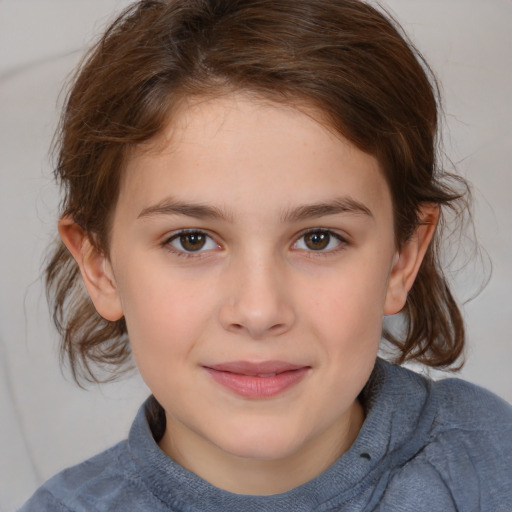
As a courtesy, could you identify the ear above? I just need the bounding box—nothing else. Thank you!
[384,204,439,315]
[58,216,124,321]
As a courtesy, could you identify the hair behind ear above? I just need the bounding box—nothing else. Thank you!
[383,243,465,369]
[45,240,132,386]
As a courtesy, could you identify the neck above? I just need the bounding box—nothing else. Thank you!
[158,400,364,495]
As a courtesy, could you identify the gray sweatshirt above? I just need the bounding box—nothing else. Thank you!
[20,359,512,511]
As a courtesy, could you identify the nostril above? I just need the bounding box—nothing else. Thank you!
[219,296,295,338]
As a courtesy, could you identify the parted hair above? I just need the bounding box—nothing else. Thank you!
[47,0,468,384]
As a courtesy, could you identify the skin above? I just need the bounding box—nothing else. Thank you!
[60,94,437,495]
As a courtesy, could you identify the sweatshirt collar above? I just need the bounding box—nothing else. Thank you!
[127,359,438,511]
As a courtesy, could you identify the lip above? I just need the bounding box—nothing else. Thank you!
[203,361,310,399]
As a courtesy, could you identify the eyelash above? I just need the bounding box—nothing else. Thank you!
[292,228,348,256]
[162,229,221,259]
[162,228,348,258]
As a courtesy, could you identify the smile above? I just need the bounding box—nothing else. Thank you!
[203,361,310,399]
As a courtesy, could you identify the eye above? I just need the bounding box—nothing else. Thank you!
[293,229,345,252]
[167,230,219,253]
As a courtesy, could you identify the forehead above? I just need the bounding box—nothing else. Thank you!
[117,94,392,223]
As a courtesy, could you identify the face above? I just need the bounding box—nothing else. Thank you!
[90,94,413,488]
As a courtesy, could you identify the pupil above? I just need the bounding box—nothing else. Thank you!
[305,232,329,250]
[181,233,206,251]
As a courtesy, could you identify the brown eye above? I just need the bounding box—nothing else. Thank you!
[294,230,345,252]
[180,233,207,251]
[304,231,331,250]
[168,231,218,253]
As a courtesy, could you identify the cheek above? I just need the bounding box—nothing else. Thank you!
[115,263,215,365]
[298,257,393,373]
[304,258,391,327]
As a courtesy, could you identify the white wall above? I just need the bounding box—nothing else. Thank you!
[1,0,511,509]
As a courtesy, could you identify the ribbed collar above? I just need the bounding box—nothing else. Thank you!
[127,359,438,511]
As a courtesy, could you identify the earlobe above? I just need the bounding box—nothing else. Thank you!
[58,216,124,322]
[384,204,439,315]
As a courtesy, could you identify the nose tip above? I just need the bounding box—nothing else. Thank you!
[218,266,295,339]
[226,315,292,339]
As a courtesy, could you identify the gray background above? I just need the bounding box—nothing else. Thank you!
[1,0,511,509]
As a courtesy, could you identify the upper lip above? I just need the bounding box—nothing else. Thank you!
[204,361,309,376]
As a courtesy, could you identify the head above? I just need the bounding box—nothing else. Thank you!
[48,0,466,386]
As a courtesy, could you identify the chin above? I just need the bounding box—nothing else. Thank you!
[213,425,307,461]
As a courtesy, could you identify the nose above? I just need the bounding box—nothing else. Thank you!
[218,255,296,339]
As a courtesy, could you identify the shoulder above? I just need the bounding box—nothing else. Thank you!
[428,378,512,508]
[386,373,512,511]
[19,441,163,512]
[19,442,125,512]
[429,376,512,461]
[377,359,512,435]
[433,376,512,430]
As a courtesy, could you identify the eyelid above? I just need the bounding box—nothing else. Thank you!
[160,227,348,258]
[163,229,221,255]
[292,228,349,253]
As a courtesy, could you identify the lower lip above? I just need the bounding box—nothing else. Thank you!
[204,367,309,399]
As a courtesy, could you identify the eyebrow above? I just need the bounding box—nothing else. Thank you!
[138,199,232,221]
[280,197,373,223]
[137,197,373,223]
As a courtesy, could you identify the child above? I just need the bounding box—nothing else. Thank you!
[21,0,512,510]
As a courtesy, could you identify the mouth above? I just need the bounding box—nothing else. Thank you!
[202,361,310,399]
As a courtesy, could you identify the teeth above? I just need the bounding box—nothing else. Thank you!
[258,373,277,377]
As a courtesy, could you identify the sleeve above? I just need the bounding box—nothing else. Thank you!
[375,459,458,512]
[19,486,74,512]
[378,379,512,512]
[424,424,512,512]
[424,379,512,512]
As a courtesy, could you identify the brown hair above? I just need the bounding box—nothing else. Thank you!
[47,0,468,384]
